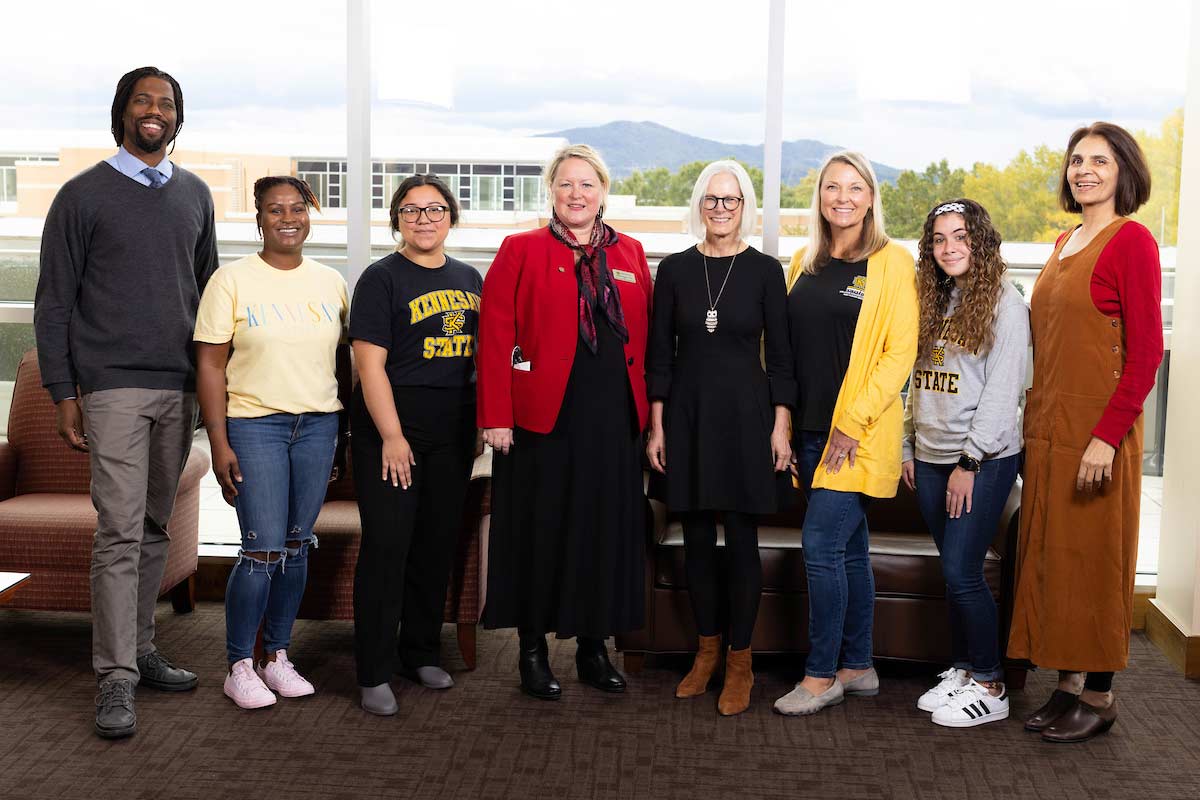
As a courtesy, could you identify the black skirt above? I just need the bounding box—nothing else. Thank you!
[483,322,646,638]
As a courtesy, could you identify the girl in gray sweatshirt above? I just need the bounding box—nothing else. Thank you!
[901,199,1030,730]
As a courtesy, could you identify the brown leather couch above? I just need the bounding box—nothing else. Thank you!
[616,477,1026,686]
[0,350,208,613]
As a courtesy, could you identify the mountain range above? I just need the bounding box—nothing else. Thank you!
[538,121,901,186]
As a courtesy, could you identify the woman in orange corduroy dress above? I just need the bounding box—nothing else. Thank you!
[1008,122,1163,744]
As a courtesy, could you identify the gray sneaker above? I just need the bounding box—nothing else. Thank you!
[840,667,880,696]
[773,679,845,716]
[95,679,137,739]
[136,650,198,692]
[361,683,399,716]
[401,665,455,690]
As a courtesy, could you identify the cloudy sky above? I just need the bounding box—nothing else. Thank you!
[2,0,1190,172]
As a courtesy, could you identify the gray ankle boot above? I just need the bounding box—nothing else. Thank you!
[360,682,398,716]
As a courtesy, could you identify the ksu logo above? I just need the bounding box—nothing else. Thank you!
[442,310,466,335]
[840,275,866,301]
[931,346,946,367]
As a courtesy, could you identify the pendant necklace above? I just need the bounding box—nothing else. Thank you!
[702,246,737,333]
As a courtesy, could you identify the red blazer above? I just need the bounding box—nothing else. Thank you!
[477,226,652,434]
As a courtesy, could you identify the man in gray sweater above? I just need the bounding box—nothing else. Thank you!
[33,66,219,739]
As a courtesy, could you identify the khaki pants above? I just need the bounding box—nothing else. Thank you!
[81,388,196,684]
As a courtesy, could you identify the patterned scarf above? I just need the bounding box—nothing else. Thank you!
[548,212,628,354]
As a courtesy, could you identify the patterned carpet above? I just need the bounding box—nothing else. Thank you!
[1,603,1198,800]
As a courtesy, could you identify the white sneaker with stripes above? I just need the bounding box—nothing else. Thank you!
[930,679,1009,728]
[917,667,969,712]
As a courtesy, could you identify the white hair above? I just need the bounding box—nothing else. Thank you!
[686,160,757,240]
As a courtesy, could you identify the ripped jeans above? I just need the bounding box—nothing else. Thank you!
[224,412,338,664]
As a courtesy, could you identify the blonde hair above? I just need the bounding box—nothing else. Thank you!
[545,143,611,215]
[686,160,758,240]
[800,150,889,275]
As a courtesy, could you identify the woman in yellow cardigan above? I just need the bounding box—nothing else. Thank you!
[774,151,918,716]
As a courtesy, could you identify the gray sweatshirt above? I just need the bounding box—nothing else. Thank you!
[903,281,1029,464]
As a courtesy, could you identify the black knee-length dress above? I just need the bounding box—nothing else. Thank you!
[483,319,645,638]
[646,245,796,513]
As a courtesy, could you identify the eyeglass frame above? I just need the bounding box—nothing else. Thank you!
[397,204,449,223]
[701,195,744,211]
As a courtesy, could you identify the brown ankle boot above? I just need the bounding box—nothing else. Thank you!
[717,646,753,715]
[675,635,722,698]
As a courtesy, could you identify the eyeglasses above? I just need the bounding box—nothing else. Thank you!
[398,205,448,223]
[701,195,743,211]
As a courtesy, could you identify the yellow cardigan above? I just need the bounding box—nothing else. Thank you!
[786,241,918,498]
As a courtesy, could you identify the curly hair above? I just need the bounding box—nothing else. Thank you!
[915,198,1006,362]
[252,176,320,235]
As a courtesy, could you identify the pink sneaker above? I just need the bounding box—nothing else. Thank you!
[257,650,315,698]
[224,658,276,709]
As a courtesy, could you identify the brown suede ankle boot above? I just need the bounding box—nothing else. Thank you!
[717,646,753,716]
[675,635,722,698]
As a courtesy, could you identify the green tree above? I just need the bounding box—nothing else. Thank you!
[879,160,968,238]
[1133,108,1183,245]
[614,158,771,207]
[962,146,1075,242]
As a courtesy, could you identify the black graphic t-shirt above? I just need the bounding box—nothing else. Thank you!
[787,257,868,432]
[349,252,483,389]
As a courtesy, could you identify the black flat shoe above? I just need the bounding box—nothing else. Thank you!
[576,637,626,693]
[1024,689,1079,731]
[518,634,561,701]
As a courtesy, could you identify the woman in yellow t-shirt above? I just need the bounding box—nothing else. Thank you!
[194,176,349,710]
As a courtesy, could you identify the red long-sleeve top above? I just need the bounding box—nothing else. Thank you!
[1082,221,1164,447]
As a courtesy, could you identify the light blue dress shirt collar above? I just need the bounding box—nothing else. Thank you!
[105,145,174,186]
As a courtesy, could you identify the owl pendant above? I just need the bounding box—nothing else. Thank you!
[705,309,718,333]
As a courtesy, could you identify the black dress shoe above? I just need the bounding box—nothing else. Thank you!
[576,636,626,693]
[95,679,136,739]
[518,634,561,700]
[136,650,199,692]
[1024,689,1079,731]
[1042,697,1117,743]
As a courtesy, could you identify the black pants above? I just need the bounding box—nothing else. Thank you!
[682,510,761,651]
[351,385,475,688]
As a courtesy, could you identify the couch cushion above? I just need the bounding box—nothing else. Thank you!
[0,494,100,570]
[653,519,1001,597]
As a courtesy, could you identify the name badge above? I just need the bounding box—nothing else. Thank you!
[612,269,637,283]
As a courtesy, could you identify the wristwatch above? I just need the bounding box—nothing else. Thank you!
[957,453,982,473]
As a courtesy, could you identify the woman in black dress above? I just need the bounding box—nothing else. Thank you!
[646,160,795,716]
[477,144,653,700]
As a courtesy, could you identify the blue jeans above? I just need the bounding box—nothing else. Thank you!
[913,455,1019,683]
[795,431,874,679]
[224,412,338,663]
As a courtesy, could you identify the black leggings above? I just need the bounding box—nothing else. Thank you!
[682,511,761,651]
[1084,671,1114,693]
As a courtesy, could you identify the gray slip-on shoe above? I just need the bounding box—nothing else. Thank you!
[840,667,879,696]
[401,665,455,690]
[361,683,398,716]
[773,679,845,716]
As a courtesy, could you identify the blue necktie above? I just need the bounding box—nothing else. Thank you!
[140,167,165,189]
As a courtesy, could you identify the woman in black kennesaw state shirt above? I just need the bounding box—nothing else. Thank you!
[349,175,482,716]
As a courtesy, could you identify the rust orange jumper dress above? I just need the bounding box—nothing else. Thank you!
[1008,218,1162,672]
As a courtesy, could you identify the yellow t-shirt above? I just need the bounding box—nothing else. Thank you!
[194,253,348,418]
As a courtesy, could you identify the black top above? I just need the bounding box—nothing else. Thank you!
[788,257,867,432]
[349,252,483,389]
[34,162,220,401]
[646,245,796,513]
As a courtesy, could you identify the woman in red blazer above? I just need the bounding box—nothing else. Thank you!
[478,143,652,700]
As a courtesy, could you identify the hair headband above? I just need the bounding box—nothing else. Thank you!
[933,202,966,216]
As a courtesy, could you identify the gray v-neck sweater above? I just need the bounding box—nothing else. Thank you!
[34,161,219,402]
